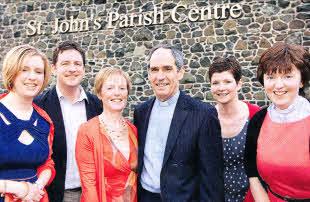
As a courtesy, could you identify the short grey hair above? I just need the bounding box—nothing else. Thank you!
[148,43,184,71]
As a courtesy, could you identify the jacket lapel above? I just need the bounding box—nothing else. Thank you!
[85,92,95,120]
[138,97,155,173]
[48,87,66,134]
[47,87,68,170]
[162,92,189,167]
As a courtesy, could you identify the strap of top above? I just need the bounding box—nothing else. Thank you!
[0,102,48,145]
[0,102,36,124]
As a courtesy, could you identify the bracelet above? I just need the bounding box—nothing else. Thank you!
[0,180,6,197]
[20,182,30,199]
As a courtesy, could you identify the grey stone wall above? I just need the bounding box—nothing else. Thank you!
[0,0,309,119]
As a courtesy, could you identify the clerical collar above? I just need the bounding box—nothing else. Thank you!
[156,91,180,107]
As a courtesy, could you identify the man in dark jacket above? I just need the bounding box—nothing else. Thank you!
[34,41,102,202]
[134,43,224,202]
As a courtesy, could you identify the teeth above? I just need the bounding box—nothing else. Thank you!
[156,83,168,87]
[217,93,228,96]
[25,84,36,87]
[274,91,286,95]
[111,99,122,102]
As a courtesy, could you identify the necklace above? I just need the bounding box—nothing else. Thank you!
[99,115,127,142]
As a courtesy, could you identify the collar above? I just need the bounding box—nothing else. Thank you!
[56,85,88,104]
[271,95,299,115]
[268,95,310,123]
[156,90,180,107]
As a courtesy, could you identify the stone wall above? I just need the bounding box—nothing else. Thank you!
[0,0,309,119]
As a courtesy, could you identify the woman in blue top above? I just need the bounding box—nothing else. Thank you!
[0,45,55,202]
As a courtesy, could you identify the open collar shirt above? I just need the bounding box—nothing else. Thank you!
[56,85,88,189]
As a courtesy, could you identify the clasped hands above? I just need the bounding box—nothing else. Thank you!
[14,181,44,202]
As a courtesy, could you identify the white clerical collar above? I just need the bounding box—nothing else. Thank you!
[156,90,180,107]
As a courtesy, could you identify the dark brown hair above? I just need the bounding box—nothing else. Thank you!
[52,41,85,65]
[257,42,310,88]
[208,56,242,83]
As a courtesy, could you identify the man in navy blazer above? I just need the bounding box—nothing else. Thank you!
[134,43,224,201]
[34,41,102,202]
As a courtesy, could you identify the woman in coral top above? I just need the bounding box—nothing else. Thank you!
[76,67,137,202]
[0,45,55,202]
[244,42,310,201]
[209,56,260,202]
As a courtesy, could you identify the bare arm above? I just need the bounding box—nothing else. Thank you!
[0,180,43,201]
[0,180,28,199]
[249,177,269,202]
[35,169,52,189]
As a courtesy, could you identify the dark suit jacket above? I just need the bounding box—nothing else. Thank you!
[134,91,224,202]
[34,86,102,202]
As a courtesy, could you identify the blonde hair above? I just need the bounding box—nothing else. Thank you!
[2,45,51,94]
[94,67,131,98]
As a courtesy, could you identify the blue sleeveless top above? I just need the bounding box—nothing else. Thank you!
[0,103,50,201]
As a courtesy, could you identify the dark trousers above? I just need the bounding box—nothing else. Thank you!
[140,187,162,202]
[63,188,82,202]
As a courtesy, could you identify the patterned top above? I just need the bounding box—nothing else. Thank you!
[76,117,138,202]
[223,119,249,202]
[100,123,138,202]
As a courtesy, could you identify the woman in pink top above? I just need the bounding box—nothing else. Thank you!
[244,42,310,201]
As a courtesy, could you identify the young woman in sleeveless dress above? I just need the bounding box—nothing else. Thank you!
[209,56,260,202]
[0,45,55,202]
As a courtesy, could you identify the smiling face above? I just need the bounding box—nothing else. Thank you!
[211,71,241,104]
[53,49,85,89]
[264,65,303,110]
[99,74,128,113]
[12,55,45,99]
[148,48,184,102]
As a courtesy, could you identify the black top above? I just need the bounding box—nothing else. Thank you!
[244,107,268,177]
[244,107,268,191]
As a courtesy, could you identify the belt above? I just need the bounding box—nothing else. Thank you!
[268,186,310,202]
[65,187,82,192]
[141,186,161,199]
